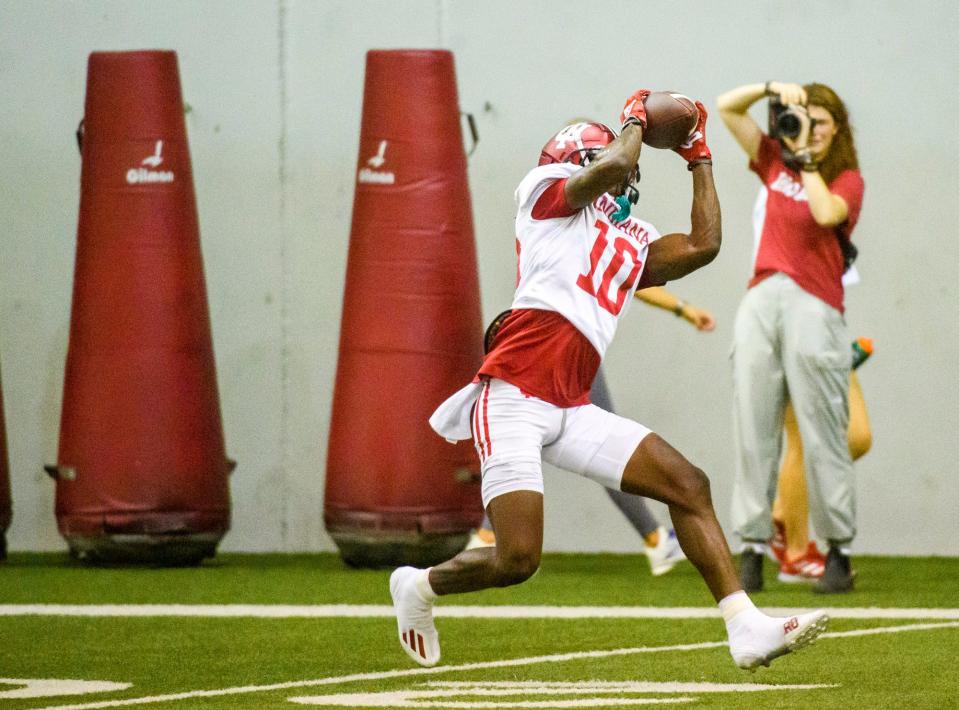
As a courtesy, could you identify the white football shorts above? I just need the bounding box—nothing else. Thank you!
[470,378,652,508]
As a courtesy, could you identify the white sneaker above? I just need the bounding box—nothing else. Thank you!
[389,566,441,667]
[727,607,829,670]
[644,526,686,576]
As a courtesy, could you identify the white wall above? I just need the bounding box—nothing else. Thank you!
[1,0,956,555]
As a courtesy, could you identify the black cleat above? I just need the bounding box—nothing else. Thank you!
[813,546,855,594]
[740,549,764,593]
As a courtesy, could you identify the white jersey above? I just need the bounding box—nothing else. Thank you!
[512,162,662,358]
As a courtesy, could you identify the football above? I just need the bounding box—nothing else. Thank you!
[642,92,699,149]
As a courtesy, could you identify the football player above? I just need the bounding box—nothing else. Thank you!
[390,90,827,670]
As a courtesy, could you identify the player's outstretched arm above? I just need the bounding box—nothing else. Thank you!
[642,102,721,283]
[564,124,643,209]
[565,90,650,209]
[642,163,721,283]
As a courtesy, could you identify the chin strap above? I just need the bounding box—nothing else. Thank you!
[611,183,639,222]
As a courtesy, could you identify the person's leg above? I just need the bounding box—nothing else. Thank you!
[605,488,662,538]
[428,490,543,593]
[620,433,739,601]
[770,365,871,584]
[606,485,685,576]
[548,405,829,670]
[775,400,811,560]
[391,379,557,666]
[847,371,872,461]
[773,371,869,557]
[780,283,855,593]
[590,368,665,541]
[770,399,829,584]
[770,411,829,586]
[619,433,827,668]
[391,491,542,666]
[730,276,789,590]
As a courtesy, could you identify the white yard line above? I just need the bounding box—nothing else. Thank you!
[1,603,958,619]
[28,620,959,710]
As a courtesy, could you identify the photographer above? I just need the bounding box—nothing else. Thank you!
[717,81,864,594]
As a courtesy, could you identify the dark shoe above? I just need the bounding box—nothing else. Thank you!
[740,549,764,592]
[813,546,855,594]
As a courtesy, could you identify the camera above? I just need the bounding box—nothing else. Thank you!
[768,99,816,140]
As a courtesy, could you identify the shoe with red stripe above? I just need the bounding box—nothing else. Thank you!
[389,566,441,667]
[778,542,826,584]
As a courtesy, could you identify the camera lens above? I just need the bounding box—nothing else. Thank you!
[776,112,801,139]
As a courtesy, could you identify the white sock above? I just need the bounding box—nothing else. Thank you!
[719,590,756,623]
[414,567,438,602]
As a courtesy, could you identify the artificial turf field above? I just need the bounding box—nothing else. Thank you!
[1,553,957,709]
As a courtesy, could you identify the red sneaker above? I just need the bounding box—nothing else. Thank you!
[777,542,826,584]
[768,520,787,564]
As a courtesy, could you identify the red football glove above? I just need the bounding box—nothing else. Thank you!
[674,101,712,167]
[621,89,652,130]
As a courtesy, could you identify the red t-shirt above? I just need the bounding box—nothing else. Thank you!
[477,179,600,407]
[749,135,864,312]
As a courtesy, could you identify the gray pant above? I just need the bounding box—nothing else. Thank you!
[731,273,855,544]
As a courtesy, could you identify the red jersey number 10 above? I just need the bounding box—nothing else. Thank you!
[575,220,643,315]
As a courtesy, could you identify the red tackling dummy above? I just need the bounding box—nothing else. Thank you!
[325,50,484,567]
[53,50,231,564]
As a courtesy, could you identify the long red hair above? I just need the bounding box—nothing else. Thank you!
[805,83,859,184]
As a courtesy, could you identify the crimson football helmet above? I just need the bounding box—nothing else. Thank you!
[539,122,617,166]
